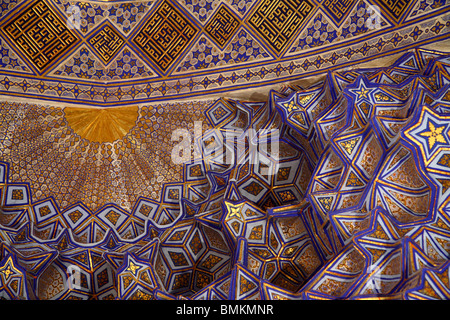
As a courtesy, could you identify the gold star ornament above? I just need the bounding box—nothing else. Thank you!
[419,121,447,149]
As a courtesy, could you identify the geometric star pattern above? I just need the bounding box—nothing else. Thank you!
[0,0,448,104]
[1,47,450,301]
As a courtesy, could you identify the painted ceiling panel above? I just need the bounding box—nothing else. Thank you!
[0,0,449,302]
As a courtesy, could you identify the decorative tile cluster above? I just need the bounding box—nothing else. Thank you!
[55,0,151,34]
[0,48,450,300]
[88,22,126,64]
[132,0,199,73]
[0,0,20,18]
[175,29,270,73]
[0,0,448,103]
[246,0,314,54]
[0,38,30,72]
[2,1,79,73]
[289,1,389,53]
[52,46,154,81]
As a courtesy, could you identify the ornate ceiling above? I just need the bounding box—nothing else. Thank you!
[0,0,448,104]
[0,0,449,301]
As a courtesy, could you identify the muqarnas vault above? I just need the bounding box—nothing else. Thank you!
[0,0,449,301]
[1,49,450,300]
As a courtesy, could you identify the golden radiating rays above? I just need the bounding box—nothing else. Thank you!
[64,106,139,143]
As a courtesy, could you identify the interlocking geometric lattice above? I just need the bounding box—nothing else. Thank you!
[1,1,78,72]
[132,0,199,72]
[1,48,450,301]
[204,3,240,49]
[321,0,356,25]
[378,0,412,20]
[88,23,126,64]
[0,0,450,303]
[0,0,448,104]
[247,0,314,54]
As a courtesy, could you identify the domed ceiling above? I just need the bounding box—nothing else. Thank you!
[0,0,450,301]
